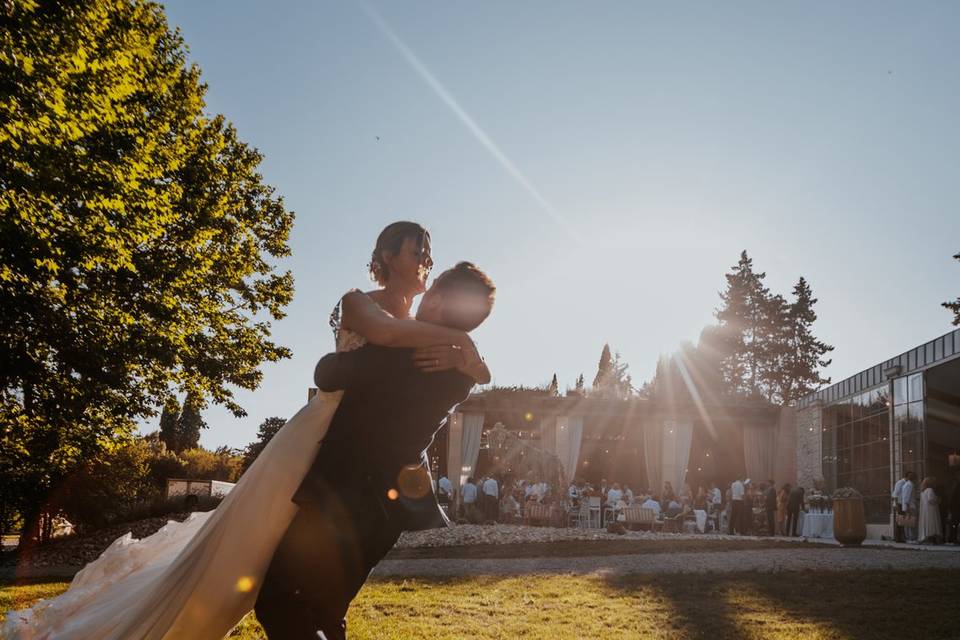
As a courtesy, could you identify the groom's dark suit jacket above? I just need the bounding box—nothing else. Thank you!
[292,344,474,531]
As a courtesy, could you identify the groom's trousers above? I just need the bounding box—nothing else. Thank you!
[255,485,401,640]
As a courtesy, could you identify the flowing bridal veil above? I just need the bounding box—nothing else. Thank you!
[3,390,343,640]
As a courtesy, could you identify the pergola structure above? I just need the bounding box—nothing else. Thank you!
[429,390,793,497]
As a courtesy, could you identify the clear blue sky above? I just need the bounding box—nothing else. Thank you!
[155,1,960,450]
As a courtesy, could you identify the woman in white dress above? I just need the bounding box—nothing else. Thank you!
[3,221,490,639]
[917,476,942,545]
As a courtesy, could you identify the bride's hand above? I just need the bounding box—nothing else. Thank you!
[413,343,491,384]
[413,345,464,373]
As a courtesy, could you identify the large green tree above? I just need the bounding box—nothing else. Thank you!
[771,277,833,405]
[240,416,286,474]
[0,0,294,540]
[716,252,832,405]
[716,251,781,398]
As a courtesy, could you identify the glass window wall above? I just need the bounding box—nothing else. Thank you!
[821,383,891,523]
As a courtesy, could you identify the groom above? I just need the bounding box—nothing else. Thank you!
[254,262,496,640]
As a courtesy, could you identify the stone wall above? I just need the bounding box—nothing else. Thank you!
[796,401,822,489]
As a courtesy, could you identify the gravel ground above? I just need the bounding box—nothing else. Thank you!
[395,524,768,547]
[374,546,960,577]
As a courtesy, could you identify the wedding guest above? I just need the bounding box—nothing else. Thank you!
[949,476,960,544]
[500,491,521,523]
[482,476,499,522]
[665,499,683,518]
[729,477,745,535]
[742,479,756,535]
[901,471,918,542]
[777,483,791,536]
[662,481,676,504]
[764,479,777,537]
[523,481,536,501]
[786,485,804,537]
[624,485,635,505]
[568,481,580,502]
[891,470,908,543]
[918,477,942,544]
[606,483,624,506]
[937,478,950,543]
[641,494,662,517]
[709,482,722,513]
[437,475,453,505]
[461,476,480,523]
[680,482,693,507]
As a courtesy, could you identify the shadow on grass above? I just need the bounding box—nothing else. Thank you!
[597,568,960,640]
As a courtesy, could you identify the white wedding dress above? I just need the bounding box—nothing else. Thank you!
[3,306,368,639]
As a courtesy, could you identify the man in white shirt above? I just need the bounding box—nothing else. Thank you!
[524,482,536,500]
[641,495,661,516]
[606,483,624,506]
[900,471,917,542]
[891,473,907,543]
[709,482,722,513]
[438,475,453,504]
[730,477,745,535]
[461,477,479,523]
[623,485,634,505]
[482,476,499,522]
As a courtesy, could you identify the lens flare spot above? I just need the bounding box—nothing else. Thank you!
[236,576,255,593]
[397,465,431,499]
[524,412,534,422]
[387,488,399,501]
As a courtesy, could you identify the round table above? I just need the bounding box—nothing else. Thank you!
[799,511,834,538]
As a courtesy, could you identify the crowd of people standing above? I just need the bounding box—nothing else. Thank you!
[891,470,960,545]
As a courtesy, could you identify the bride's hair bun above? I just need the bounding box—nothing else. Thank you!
[369,221,430,285]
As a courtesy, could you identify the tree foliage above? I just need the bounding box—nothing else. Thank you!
[547,373,559,397]
[944,252,960,326]
[772,277,833,404]
[715,252,832,405]
[241,416,286,474]
[591,343,633,399]
[0,0,294,540]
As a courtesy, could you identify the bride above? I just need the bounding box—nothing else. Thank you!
[3,221,490,639]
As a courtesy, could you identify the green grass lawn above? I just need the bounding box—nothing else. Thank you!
[4,570,959,639]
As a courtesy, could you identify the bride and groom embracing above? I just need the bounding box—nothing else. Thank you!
[4,221,496,640]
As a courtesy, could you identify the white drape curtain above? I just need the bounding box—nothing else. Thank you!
[669,419,694,492]
[643,421,662,494]
[539,416,557,455]
[555,415,583,483]
[743,423,777,483]
[458,413,484,487]
[655,419,694,494]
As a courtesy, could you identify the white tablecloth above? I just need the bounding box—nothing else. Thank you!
[799,511,834,538]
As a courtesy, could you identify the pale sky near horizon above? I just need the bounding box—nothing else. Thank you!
[154,1,960,450]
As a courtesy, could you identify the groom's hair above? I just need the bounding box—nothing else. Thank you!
[433,262,495,331]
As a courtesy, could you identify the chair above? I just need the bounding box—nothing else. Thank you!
[576,501,592,528]
[588,496,602,528]
[567,503,581,528]
[661,512,686,534]
[622,506,657,531]
[524,503,551,527]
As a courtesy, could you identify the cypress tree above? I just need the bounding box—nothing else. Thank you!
[158,397,181,452]
[175,391,206,452]
[778,277,833,404]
